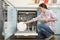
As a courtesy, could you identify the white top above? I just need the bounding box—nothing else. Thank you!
[32,10,57,32]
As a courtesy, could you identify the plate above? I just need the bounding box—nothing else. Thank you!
[17,22,27,31]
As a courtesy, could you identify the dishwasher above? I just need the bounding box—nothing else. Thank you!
[15,10,38,36]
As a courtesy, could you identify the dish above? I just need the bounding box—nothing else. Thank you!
[17,22,27,31]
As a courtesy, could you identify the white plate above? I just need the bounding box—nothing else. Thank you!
[17,22,27,31]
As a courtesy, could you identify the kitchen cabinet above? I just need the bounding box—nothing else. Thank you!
[49,7,60,34]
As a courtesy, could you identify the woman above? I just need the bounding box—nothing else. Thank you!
[24,3,57,40]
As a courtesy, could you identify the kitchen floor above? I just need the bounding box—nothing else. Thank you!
[0,35,60,40]
[11,35,60,40]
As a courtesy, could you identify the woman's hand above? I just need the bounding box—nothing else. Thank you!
[24,19,34,24]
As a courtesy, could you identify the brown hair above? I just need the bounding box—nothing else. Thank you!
[39,3,48,9]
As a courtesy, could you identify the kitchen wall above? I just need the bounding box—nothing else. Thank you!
[5,0,60,34]
[48,7,60,34]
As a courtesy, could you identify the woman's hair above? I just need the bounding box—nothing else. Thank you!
[39,3,48,9]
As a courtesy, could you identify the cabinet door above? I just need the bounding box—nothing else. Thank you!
[49,7,60,34]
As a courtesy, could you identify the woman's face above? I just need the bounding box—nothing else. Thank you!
[39,7,44,12]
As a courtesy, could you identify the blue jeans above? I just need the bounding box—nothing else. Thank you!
[37,23,54,39]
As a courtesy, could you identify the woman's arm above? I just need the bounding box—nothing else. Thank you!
[43,18,57,23]
[44,10,57,23]
[24,19,34,24]
[24,15,41,24]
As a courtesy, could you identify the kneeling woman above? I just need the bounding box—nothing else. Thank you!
[24,3,57,40]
